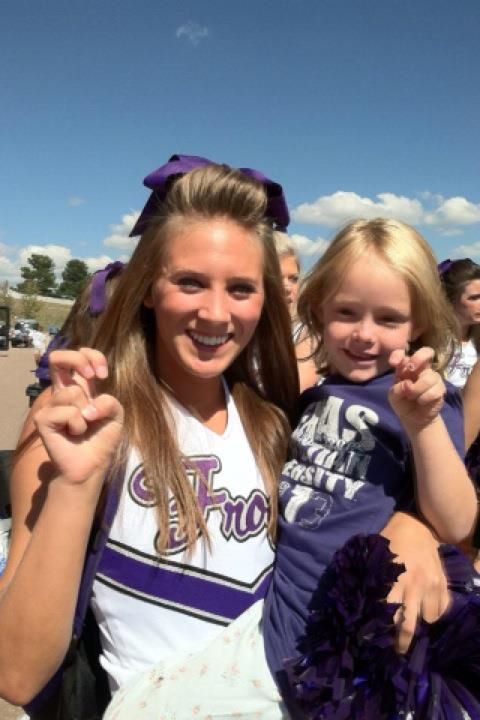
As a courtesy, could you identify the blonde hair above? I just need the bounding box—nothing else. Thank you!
[273,231,300,271]
[297,218,457,375]
[92,164,299,552]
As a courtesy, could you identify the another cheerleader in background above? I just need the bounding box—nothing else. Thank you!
[439,258,480,388]
[35,261,125,389]
[273,231,319,390]
[440,258,480,572]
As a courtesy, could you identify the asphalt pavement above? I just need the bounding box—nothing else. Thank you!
[0,346,37,719]
[0,346,37,451]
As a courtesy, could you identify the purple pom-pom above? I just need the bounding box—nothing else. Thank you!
[285,534,480,720]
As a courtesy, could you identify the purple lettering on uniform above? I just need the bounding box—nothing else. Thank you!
[244,492,269,535]
[128,455,270,555]
[191,457,228,512]
[222,490,269,541]
[166,456,227,553]
[128,465,156,507]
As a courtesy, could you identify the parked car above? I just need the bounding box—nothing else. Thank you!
[0,323,8,350]
[0,306,9,350]
[10,319,38,347]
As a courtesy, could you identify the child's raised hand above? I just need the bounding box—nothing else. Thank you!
[33,347,124,488]
[388,347,445,433]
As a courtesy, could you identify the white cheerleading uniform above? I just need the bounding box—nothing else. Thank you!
[445,338,478,388]
[90,383,275,692]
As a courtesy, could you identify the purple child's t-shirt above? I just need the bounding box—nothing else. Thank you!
[263,371,464,702]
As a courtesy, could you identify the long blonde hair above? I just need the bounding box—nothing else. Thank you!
[92,164,299,552]
[297,218,457,375]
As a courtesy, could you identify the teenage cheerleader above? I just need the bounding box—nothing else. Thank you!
[101,218,477,719]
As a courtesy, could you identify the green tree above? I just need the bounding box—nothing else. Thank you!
[0,281,12,309]
[17,253,57,296]
[58,259,90,299]
[19,280,41,317]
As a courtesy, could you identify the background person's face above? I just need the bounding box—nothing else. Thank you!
[280,253,299,315]
[454,279,480,332]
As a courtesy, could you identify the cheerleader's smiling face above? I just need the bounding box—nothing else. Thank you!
[144,217,265,393]
[321,252,419,382]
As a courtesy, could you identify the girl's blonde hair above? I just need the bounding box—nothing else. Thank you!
[92,164,299,552]
[297,217,457,375]
[273,231,300,271]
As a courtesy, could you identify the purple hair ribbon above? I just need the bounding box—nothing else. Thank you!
[438,258,453,275]
[35,333,69,385]
[129,153,290,237]
[88,260,125,315]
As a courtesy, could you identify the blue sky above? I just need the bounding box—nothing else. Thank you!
[1,0,480,283]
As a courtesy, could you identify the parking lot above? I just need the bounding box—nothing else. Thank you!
[0,346,38,451]
[0,347,37,719]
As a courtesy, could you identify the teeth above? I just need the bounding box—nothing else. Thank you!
[190,331,229,347]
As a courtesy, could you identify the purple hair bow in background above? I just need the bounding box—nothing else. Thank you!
[129,153,290,237]
[35,261,125,386]
[89,260,125,315]
[438,258,453,276]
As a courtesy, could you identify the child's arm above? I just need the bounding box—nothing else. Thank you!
[389,347,477,544]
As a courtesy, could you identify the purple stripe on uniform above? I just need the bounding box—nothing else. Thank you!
[97,544,273,621]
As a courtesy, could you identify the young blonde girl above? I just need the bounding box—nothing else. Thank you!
[101,218,477,719]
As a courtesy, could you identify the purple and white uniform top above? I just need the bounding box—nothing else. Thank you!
[90,383,274,691]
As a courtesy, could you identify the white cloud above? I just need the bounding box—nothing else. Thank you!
[426,197,480,227]
[292,191,424,227]
[83,254,130,273]
[0,209,138,284]
[19,244,73,271]
[0,242,16,257]
[0,244,74,283]
[176,21,209,45]
[103,211,140,251]
[292,191,480,235]
[290,233,329,258]
[84,255,115,273]
[0,255,18,279]
[451,241,480,259]
[68,196,86,207]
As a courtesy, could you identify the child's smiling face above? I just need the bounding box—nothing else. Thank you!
[321,251,419,382]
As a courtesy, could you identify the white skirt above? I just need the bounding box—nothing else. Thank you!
[103,600,290,720]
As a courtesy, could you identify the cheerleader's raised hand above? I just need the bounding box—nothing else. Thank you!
[33,347,124,489]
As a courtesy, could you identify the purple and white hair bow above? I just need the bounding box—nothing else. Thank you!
[129,153,290,237]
